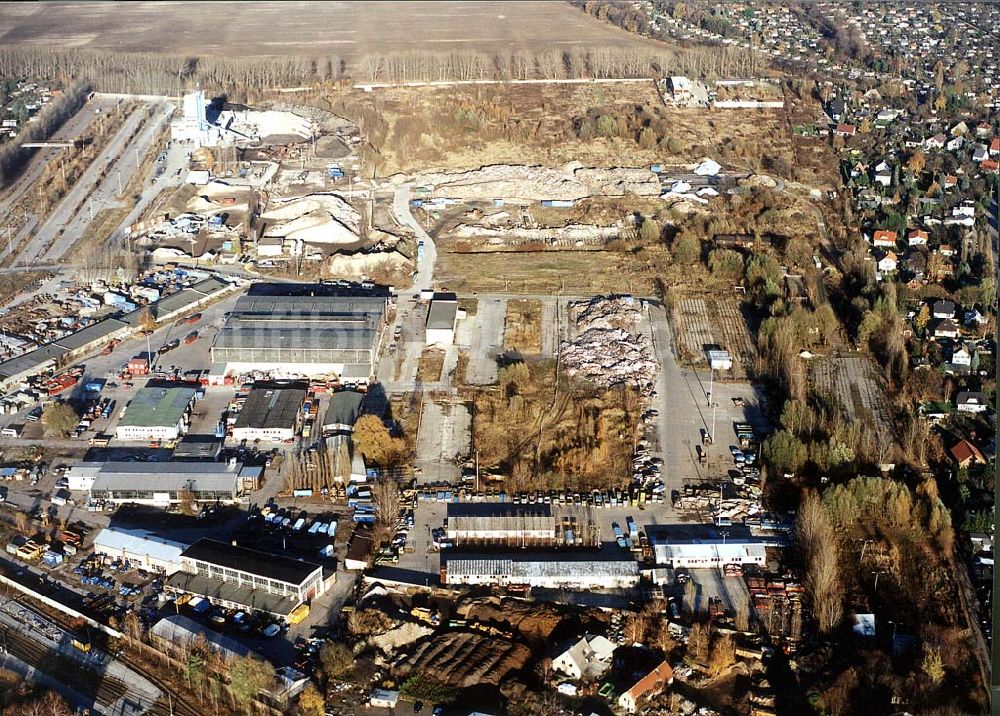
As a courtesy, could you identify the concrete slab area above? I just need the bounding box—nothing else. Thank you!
[414,400,470,485]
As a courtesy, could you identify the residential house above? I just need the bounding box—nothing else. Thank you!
[932,300,956,319]
[907,229,929,246]
[932,318,961,339]
[874,166,893,187]
[956,391,990,413]
[950,439,985,468]
[982,159,999,174]
[618,661,674,714]
[951,121,969,136]
[943,175,958,189]
[903,251,926,280]
[976,122,992,138]
[828,99,846,121]
[937,244,957,258]
[877,251,898,273]
[965,309,987,327]
[551,635,616,681]
[924,133,947,149]
[873,229,898,248]
[972,143,990,162]
[835,124,856,137]
[946,136,964,151]
[991,137,1000,156]
[950,345,972,368]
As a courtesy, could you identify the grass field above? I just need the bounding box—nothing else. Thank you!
[503,299,543,354]
[436,246,669,296]
[0,2,664,60]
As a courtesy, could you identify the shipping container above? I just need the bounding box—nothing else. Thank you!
[292,489,313,498]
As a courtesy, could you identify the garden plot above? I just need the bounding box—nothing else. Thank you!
[810,353,895,437]
[674,295,756,377]
[675,297,715,362]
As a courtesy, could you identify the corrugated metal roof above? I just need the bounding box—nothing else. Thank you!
[446,554,639,579]
[89,461,241,494]
[233,385,305,430]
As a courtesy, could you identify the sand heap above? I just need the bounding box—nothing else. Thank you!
[260,193,362,247]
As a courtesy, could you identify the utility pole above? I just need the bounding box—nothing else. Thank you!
[117,170,122,197]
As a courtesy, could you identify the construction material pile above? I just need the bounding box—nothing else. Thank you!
[560,296,657,392]
[260,193,363,247]
[406,163,661,202]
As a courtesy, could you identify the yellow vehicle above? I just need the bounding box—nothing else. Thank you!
[71,635,91,653]
[16,541,43,561]
[288,603,310,625]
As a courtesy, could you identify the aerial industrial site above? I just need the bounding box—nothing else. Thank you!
[0,2,996,715]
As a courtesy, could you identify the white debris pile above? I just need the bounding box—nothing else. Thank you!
[403,164,661,202]
[260,193,363,246]
[560,296,658,392]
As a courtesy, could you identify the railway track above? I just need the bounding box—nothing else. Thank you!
[2,626,131,708]
[16,600,202,716]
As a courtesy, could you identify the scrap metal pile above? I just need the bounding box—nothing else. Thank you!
[560,296,657,393]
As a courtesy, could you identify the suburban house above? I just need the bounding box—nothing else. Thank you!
[991,137,1000,156]
[872,230,897,248]
[956,391,990,413]
[943,175,958,189]
[551,634,616,681]
[828,99,846,121]
[924,133,946,149]
[877,251,898,273]
[972,143,990,162]
[932,319,961,339]
[932,300,956,319]
[950,345,972,368]
[982,159,999,174]
[907,229,929,246]
[835,124,856,137]
[618,660,674,714]
[950,439,985,468]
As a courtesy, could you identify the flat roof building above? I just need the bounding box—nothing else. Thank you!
[446,503,557,545]
[232,383,306,443]
[93,527,187,575]
[443,550,639,589]
[211,286,387,379]
[167,538,327,618]
[650,526,766,568]
[115,384,197,441]
[426,292,458,346]
[87,461,245,505]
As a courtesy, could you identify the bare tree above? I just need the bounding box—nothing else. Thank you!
[372,476,400,546]
[796,491,843,633]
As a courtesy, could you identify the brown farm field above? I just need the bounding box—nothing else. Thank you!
[0,1,666,60]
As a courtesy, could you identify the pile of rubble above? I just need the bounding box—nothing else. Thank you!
[403,163,661,202]
[451,221,620,246]
[560,296,658,392]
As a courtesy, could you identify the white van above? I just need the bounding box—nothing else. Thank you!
[0,427,19,438]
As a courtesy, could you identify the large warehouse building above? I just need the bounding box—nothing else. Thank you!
[445,503,557,546]
[167,538,330,618]
[210,285,387,380]
[442,551,640,590]
[115,384,197,441]
[86,461,247,505]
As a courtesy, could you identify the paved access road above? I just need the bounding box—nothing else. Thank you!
[39,101,176,262]
[392,183,436,293]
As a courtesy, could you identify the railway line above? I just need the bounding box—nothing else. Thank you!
[3,594,202,716]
